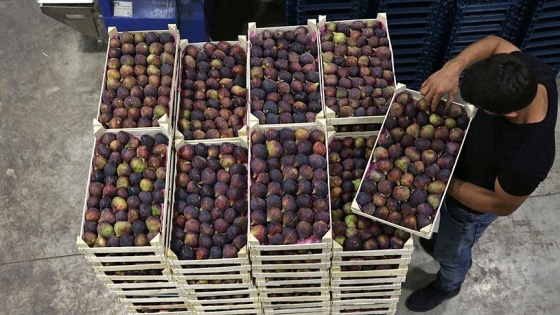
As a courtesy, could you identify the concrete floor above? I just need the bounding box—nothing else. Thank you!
[1,2,559,315]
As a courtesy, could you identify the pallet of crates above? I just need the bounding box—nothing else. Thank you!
[316,14,396,128]
[247,117,333,314]
[166,136,262,314]
[96,25,180,133]
[378,0,455,89]
[443,0,527,62]
[77,124,193,313]
[350,84,476,239]
[175,36,249,141]
[519,0,560,73]
[326,128,413,315]
[247,19,325,126]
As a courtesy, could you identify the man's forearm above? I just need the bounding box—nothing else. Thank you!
[446,36,511,73]
[446,178,513,216]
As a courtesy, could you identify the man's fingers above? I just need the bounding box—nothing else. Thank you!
[446,94,455,106]
[431,92,442,111]
[423,89,434,105]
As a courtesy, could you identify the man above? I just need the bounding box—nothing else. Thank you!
[405,35,558,312]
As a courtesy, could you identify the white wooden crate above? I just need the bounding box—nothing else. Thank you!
[97,25,180,132]
[168,248,252,283]
[175,36,249,141]
[120,294,193,314]
[78,128,175,279]
[351,85,477,239]
[262,300,331,314]
[247,19,325,123]
[330,236,412,288]
[316,14,396,126]
[247,122,333,291]
[332,301,397,315]
[167,137,251,283]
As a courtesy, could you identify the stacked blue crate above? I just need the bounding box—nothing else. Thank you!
[178,0,212,42]
[443,0,527,62]
[99,0,178,31]
[378,0,455,90]
[519,0,560,73]
[284,0,378,26]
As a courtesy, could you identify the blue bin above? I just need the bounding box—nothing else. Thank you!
[178,0,211,42]
[519,0,560,72]
[379,0,455,88]
[285,0,378,25]
[99,0,178,31]
[443,0,527,61]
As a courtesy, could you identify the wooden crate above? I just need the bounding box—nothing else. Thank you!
[120,293,193,314]
[175,36,249,141]
[78,127,175,280]
[168,249,262,315]
[167,136,259,314]
[351,85,477,239]
[247,19,325,124]
[332,301,397,315]
[97,25,180,132]
[316,15,396,126]
[330,237,413,290]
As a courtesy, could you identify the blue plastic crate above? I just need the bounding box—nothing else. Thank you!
[99,0,178,31]
[443,0,526,61]
[285,0,377,25]
[178,0,210,42]
[518,0,560,71]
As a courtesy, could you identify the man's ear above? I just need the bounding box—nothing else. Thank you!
[503,111,518,118]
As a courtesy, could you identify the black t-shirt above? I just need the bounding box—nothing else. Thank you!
[453,51,558,211]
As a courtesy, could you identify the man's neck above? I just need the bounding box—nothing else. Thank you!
[505,84,548,124]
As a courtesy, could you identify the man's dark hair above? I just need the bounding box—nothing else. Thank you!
[460,53,537,114]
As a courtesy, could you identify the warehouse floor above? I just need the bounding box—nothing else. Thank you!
[1,2,559,315]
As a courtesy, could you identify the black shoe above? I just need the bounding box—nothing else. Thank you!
[419,235,473,269]
[405,281,461,312]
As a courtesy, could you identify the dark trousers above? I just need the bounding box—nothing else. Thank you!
[434,197,498,291]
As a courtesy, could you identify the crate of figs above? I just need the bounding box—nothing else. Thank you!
[247,122,332,314]
[175,36,249,141]
[166,138,263,314]
[327,132,413,311]
[247,20,325,125]
[317,14,396,127]
[97,25,180,132]
[352,84,476,239]
[76,128,193,312]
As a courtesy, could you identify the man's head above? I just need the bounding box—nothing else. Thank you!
[460,53,537,115]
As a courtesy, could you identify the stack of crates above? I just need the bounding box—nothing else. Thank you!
[247,120,333,314]
[443,0,529,62]
[284,0,377,26]
[377,0,455,90]
[77,128,192,314]
[166,136,261,315]
[519,0,560,73]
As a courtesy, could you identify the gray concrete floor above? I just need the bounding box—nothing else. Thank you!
[1,2,559,315]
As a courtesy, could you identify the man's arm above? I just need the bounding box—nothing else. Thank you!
[421,36,521,110]
[446,177,529,216]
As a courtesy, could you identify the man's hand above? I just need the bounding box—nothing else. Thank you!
[420,60,462,112]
